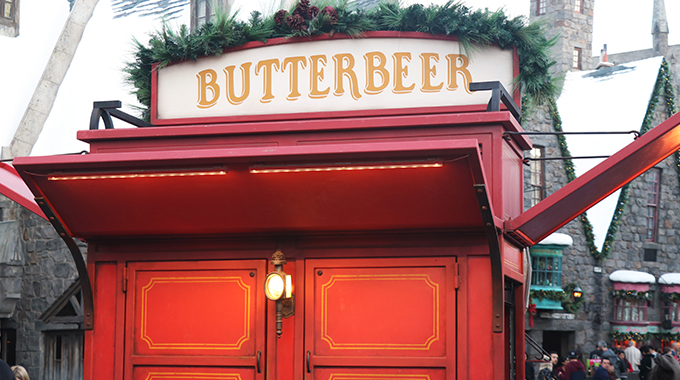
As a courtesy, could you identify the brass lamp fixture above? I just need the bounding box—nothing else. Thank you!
[572,285,583,299]
[265,250,293,338]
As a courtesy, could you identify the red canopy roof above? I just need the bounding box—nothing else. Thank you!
[0,163,46,220]
[14,139,490,239]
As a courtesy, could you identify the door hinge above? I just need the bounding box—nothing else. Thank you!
[122,266,128,293]
[454,262,460,289]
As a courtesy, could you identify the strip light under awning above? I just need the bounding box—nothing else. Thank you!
[47,169,227,181]
[249,161,443,174]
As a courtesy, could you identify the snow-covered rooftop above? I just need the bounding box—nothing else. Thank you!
[556,56,664,251]
[609,270,656,283]
[659,273,680,285]
[537,233,573,246]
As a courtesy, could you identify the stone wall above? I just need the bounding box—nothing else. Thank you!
[0,195,79,380]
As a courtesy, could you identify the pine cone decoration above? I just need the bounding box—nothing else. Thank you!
[274,10,288,26]
[321,6,338,25]
[288,13,307,31]
[294,0,311,19]
[308,6,319,19]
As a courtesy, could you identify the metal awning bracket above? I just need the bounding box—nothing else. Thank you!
[473,183,503,333]
[35,197,94,330]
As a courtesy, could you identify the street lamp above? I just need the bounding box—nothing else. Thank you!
[572,285,583,299]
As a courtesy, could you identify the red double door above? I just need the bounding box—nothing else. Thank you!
[124,257,456,379]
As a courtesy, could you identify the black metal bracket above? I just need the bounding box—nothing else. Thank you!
[474,184,503,333]
[469,81,522,124]
[89,101,154,130]
[35,197,94,330]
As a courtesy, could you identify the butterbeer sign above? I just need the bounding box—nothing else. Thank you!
[152,33,516,123]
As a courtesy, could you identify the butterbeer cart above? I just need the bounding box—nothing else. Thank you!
[11,32,680,380]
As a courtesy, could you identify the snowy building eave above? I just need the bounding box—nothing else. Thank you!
[659,273,680,285]
[609,270,656,284]
[537,233,573,246]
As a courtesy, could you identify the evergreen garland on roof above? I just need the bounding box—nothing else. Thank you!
[547,59,677,262]
[124,0,558,120]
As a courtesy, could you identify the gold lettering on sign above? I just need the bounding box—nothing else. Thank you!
[392,53,415,94]
[256,59,280,103]
[333,53,362,100]
[309,55,330,99]
[193,49,479,109]
[364,52,389,95]
[420,53,444,92]
[283,56,307,101]
[446,54,473,93]
[196,69,220,109]
[223,63,252,105]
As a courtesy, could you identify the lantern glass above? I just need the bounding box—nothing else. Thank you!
[265,272,286,300]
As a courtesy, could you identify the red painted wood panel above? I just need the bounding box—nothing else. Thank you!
[86,262,117,380]
[314,367,446,380]
[133,366,255,380]
[125,260,266,379]
[305,257,456,378]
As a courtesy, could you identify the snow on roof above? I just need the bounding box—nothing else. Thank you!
[609,270,656,283]
[556,56,664,251]
[659,273,680,284]
[537,232,573,246]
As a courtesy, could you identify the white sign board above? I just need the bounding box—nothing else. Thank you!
[153,36,515,123]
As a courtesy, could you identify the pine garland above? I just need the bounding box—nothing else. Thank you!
[529,283,585,313]
[125,0,558,120]
[660,292,680,302]
[610,289,654,301]
[547,59,677,262]
[611,331,650,342]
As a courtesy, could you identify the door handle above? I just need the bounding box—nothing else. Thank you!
[306,350,311,373]
[257,350,261,373]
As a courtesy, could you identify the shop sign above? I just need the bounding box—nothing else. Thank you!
[153,36,514,122]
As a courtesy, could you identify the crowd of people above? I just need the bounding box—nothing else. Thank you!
[527,340,680,380]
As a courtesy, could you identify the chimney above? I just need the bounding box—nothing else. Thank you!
[596,44,614,69]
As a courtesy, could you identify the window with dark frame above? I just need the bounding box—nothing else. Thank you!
[574,0,582,13]
[537,0,546,15]
[614,298,648,322]
[572,48,582,70]
[646,168,661,242]
[529,146,545,208]
[0,0,14,21]
[530,254,562,288]
[663,299,680,323]
[191,0,229,32]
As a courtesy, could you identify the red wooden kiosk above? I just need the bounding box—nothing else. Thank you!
[9,32,680,380]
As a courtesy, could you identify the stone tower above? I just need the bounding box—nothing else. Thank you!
[652,0,669,57]
[529,0,594,74]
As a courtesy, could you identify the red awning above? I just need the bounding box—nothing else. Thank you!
[14,139,491,239]
[0,163,46,220]
[507,111,680,246]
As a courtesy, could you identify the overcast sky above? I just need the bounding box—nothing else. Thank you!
[237,0,680,56]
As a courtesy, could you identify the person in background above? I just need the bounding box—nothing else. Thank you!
[641,345,655,380]
[0,360,13,380]
[593,357,617,380]
[649,351,680,380]
[564,351,586,380]
[537,361,554,380]
[526,353,536,380]
[591,342,606,359]
[618,349,632,373]
[10,366,28,380]
[625,341,642,371]
[556,356,569,380]
[551,352,560,380]
[672,342,680,361]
